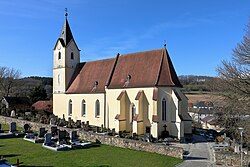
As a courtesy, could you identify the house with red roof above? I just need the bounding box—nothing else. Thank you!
[32,100,53,114]
[53,13,192,140]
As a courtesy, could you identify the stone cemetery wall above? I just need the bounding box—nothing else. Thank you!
[0,116,183,159]
[215,151,250,166]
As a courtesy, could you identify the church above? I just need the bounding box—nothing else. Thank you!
[53,14,192,140]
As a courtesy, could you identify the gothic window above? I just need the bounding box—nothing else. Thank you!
[71,52,74,59]
[58,52,61,60]
[68,99,72,116]
[162,98,167,121]
[95,100,100,117]
[82,100,86,116]
[132,104,136,120]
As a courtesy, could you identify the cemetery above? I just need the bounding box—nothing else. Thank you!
[0,123,182,167]
[0,116,183,158]
[0,122,25,139]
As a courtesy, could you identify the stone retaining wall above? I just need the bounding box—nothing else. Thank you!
[0,116,183,159]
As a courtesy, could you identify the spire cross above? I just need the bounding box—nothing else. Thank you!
[164,40,166,48]
[65,8,68,17]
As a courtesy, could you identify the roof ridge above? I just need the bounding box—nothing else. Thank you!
[106,53,120,86]
[163,48,175,86]
[154,49,165,85]
[120,48,164,56]
[84,57,116,63]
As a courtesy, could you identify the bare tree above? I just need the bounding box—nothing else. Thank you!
[217,19,250,144]
[0,66,21,96]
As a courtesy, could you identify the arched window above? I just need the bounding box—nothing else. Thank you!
[132,104,136,120]
[68,99,72,116]
[95,100,100,117]
[58,52,61,60]
[162,98,167,121]
[82,100,86,116]
[71,52,74,59]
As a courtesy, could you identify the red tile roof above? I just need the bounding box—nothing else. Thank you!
[32,100,53,113]
[66,58,116,93]
[108,48,182,89]
[66,48,182,93]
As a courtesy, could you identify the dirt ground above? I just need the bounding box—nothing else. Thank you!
[185,94,225,106]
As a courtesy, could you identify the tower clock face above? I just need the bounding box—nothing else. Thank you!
[57,45,61,50]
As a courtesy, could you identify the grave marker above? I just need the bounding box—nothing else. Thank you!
[44,133,52,146]
[23,124,31,133]
[39,128,46,138]
[76,120,81,128]
[10,122,16,132]
[51,126,58,136]
[101,124,104,133]
[58,130,67,143]
[70,131,78,142]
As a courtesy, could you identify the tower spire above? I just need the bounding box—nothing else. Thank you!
[65,8,68,18]
[59,8,73,46]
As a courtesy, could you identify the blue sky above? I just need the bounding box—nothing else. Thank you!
[0,0,249,77]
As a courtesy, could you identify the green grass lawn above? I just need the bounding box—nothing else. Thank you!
[0,124,183,167]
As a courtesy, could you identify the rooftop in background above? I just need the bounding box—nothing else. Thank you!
[32,100,53,113]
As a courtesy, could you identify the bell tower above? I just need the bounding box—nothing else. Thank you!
[53,10,80,94]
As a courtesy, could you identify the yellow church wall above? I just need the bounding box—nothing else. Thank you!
[173,88,192,135]
[106,87,155,135]
[53,86,190,139]
[53,93,105,127]
[157,87,189,138]
[53,94,67,118]
[157,87,173,135]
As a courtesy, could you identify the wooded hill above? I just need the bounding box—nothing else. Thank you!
[4,75,217,100]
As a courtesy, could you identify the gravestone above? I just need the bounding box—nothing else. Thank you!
[51,126,58,136]
[132,133,137,140]
[85,121,89,131]
[143,133,150,142]
[68,117,72,123]
[76,120,81,128]
[39,128,46,138]
[81,122,85,129]
[112,128,115,136]
[23,124,31,133]
[44,133,52,146]
[234,144,240,153]
[50,118,56,125]
[58,130,67,144]
[161,124,169,139]
[58,118,66,127]
[9,122,16,132]
[0,124,3,133]
[10,110,16,117]
[101,124,104,133]
[70,131,78,142]
[94,126,98,133]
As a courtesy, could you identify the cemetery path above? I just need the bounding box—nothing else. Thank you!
[175,142,216,167]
